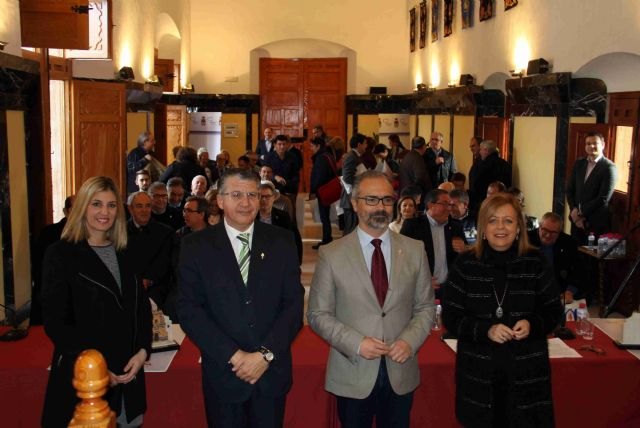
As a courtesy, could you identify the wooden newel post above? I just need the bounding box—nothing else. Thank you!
[68,349,116,428]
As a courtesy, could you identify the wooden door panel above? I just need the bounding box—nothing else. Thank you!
[21,0,89,49]
[154,59,175,93]
[261,58,346,192]
[479,117,508,160]
[71,80,125,194]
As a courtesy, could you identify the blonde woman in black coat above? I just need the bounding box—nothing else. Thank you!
[41,176,151,427]
[443,193,561,428]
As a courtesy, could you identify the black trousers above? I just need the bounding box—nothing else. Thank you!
[342,207,358,236]
[318,201,333,243]
[336,360,414,428]
[205,388,285,428]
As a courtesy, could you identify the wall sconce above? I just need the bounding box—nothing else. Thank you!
[427,85,437,92]
[145,75,160,85]
[0,41,7,51]
[459,74,475,86]
[527,58,550,75]
[180,83,195,94]
[447,81,457,88]
[118,66,135,81]
[509,69,524,78]
[416,83,427,92]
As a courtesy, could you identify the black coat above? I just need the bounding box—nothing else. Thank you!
[443,248,561,428]
[424,148,457,185]
[469,152,512,210]
[399,215,466,277]
[126,219,177,308]
[258,207,303,265]
[177,221,304,403]
[566,156,617,235]
[160,160,206,191]
[41,240,152,427]
[529,229,579,294]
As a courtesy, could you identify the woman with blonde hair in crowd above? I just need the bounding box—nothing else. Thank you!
[389,195,417,233]
[443,193,561,428]
[41,176,151,428]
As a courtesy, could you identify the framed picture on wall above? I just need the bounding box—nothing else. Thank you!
[479,0,494,21]
[505,0,518,11]
[461,0,473,29]
[431,0,439,42]
[410,7,416,52]
[444,0,454,37]
[419,1,427,49]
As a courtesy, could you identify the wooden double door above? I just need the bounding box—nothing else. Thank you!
[260,58,347,192]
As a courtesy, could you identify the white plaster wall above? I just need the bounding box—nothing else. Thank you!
[112,0,159,81]
[408,0,640,92]
[189,0,410,94]
[0,0,22,56]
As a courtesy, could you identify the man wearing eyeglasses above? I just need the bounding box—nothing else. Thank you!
[178,168,304,428]
[308,170,434,428]
[528,212,581,303]
[400,188,466,298]
[257,181,302,264]
[149,181,184,230]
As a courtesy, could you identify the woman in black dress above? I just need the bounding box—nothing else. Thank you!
[443,193,561,428]
[41,176,151,427]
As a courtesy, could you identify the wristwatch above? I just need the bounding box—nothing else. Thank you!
[259,346,274,363]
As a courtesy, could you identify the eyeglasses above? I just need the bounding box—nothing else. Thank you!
[183,208,200,214]
[540,227,560,236]
[357,196,396,206]
[220,191,260,201]
[259,194,274,200]
[151,194,168,199]
[578,344,606,356]
[433,201,455,209]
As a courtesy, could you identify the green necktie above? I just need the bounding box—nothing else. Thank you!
[237,233,251,286]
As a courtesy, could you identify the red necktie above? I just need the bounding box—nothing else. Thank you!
[371,239,389,307]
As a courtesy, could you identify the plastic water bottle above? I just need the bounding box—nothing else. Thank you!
[576,302,589,336]
[433,299,442,331]
[597,236,608,256]
[587,233,595,249]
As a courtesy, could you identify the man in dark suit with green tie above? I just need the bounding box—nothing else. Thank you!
[178,169,304,428]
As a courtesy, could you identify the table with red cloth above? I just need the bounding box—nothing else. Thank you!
[2,324,640,427]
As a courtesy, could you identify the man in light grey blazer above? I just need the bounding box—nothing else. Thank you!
[308,170,435,428]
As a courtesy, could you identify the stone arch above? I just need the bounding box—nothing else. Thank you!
[575,52,640,93]
[155,12,181,61]
[482,72,510,93]
[249,38,357,93]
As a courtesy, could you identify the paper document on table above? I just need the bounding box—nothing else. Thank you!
[443,338,582,358]
[547,338,582,358]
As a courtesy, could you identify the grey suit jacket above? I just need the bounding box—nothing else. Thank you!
[307,230,434,399]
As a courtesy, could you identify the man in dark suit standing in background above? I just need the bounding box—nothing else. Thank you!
[399,136,431,209]
[566,131,617,244]
[178,169,304,428]
[256,127,274,165]
[339,133,368,235]
[400,189,466,298]
[424,131,457,186]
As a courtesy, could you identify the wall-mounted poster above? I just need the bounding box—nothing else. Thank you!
[505,0,518,11]
[461,0,473,29]
[419,1,427,49]
[410,7,416,52]
[431,0,439,42]
[479,0,493,21]
[444,0,454,37]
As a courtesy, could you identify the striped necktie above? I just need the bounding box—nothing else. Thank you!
[237,232,251,286]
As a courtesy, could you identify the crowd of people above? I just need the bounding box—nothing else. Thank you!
[35,127,616,427]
